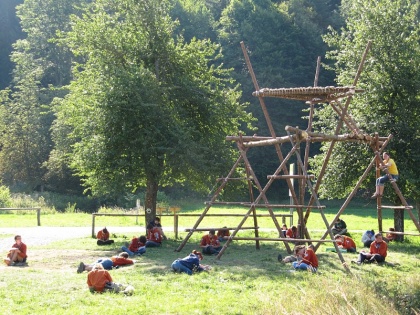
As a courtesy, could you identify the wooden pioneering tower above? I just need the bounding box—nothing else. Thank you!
[175,40,419,265]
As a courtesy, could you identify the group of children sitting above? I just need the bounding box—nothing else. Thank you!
[3,217,397,293]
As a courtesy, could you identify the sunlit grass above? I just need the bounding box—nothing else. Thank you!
[1,200,420,314]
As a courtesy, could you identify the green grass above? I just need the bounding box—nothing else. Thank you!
[1,201,420,314]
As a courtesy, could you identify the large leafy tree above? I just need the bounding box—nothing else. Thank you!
[56,0,252,222]
[311,0,420,206]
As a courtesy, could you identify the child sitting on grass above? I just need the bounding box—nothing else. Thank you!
[292,245,318,272]
[334,234,357,253]
[4,235,27,266]
[122,235,147,256]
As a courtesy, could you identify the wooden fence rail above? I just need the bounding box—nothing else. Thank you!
[0,207,41,226]
[91,212,292,238]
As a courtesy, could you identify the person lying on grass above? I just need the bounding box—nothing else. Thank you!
[122,235,147,256]
[78,252,135,273]
[171,250,211,275]
[334,234,357,253]
[87,263,134,294]
[4,235,27,266]
[353,232,387,265]
[292,245,318,272]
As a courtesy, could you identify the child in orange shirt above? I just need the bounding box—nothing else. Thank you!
[217,227,230,242]
[87,263,114,292]
[200,229,222,255]
[78,252,134,273]
[87,263,134,294]
[292,245,318,272]
[122,235,147,256]
[4,235,27,266]
[334,234,357,253]
[354,233,388,265]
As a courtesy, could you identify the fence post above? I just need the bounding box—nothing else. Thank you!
[37,208,41,226]
[92,214,96,238]
[174,213,178,239]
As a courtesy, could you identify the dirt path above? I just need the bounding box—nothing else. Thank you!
[0,226,144,248]
[0,226,146,271]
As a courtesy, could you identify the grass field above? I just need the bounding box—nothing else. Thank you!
[1,201,420,315]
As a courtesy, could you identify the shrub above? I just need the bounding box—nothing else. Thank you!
[0,185,12,207]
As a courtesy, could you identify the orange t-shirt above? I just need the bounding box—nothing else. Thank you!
[97,230,110,241]
[9,242,27,259]
[370,240,387,257]
[302,248,318,268]
[337,236,356,250]
[111,256,134,267]
[87,269,113,292]
[147,227,162,243]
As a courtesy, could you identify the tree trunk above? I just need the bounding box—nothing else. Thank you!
[144,176,158,227]
[394,208,404,242]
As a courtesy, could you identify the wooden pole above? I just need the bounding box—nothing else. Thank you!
[37,208,41,226]
[240,41,301,210]
[92,214,96,238]
[174,214,179,240]
[175,152,246,252]
[303,41,372,223]
[375,134,383,232]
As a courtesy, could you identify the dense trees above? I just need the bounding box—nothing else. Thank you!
[1,0,418,211]
[312,0,420,204]
[0,0,23,89]
[0,0,84,192]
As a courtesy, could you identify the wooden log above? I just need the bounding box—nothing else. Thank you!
[230,237,337,243]
[184,227,258,232]
[378,205,413,209]
[178,212,293,218]
[217,177,253,181]
[204,201,324,209]
[268,175,315,179]
[381,231,420,236]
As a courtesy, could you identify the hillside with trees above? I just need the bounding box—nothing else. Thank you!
[0,0,419,214]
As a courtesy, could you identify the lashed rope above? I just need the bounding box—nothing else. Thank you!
[252,86,364,102]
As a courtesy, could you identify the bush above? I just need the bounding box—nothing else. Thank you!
[0,185,12,207]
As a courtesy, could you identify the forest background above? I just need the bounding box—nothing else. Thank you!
[0,0,419,220]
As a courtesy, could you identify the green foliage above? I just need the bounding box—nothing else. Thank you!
[312,0,420,202]
[0,0,23,89]
[0,0,85,193]
[56,0,253,209]
[0,184,12,207]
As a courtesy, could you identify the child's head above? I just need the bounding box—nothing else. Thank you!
[209,229,216,236]
[139,235,147,243]
[192,250,203,260]
[291,226,297,232]
[334,234,344,241]
[119,252,129,259]
[92,263,104,270]
[294,245,306,257]
[282,224,287,229]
